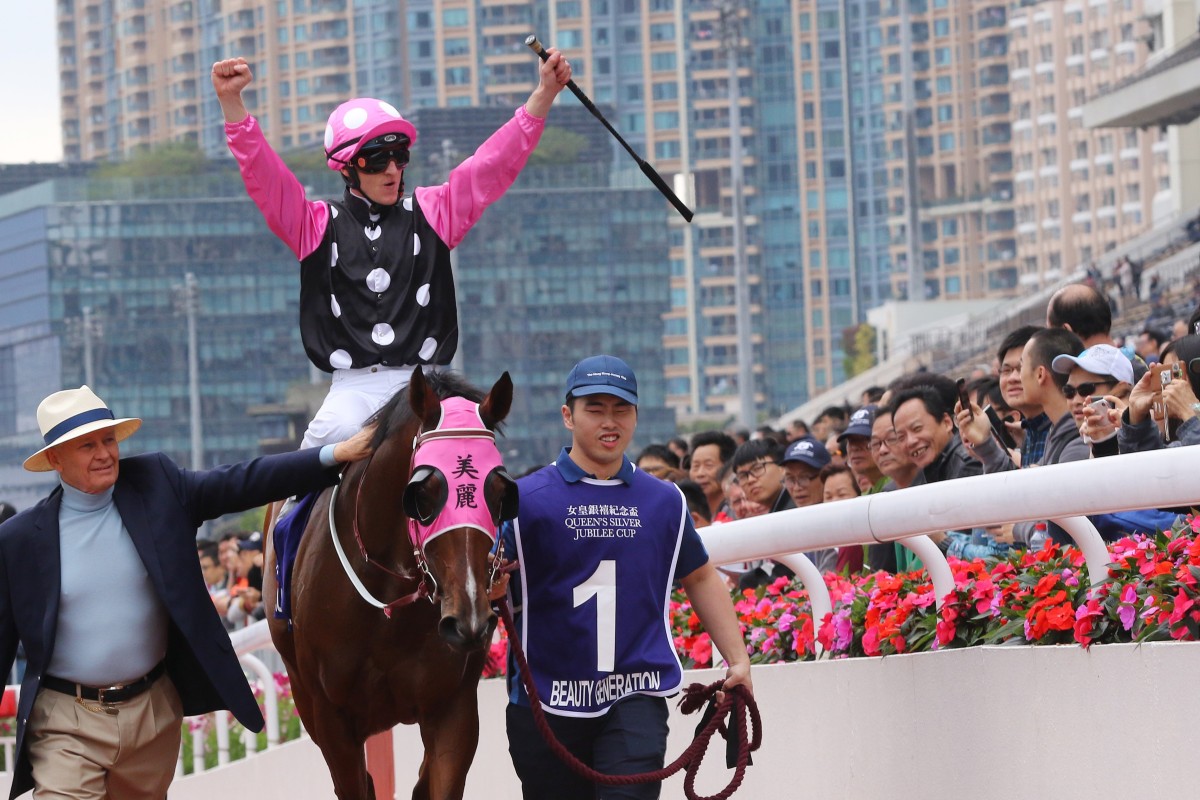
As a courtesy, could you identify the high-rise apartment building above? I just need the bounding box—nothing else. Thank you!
[58,0,1158,422]
[57,0,779,416]
[1008,0,1168,285]
[881,0,1017,303]
[788,0,894,396]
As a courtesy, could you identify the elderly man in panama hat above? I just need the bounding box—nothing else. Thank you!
[0,386,373,800]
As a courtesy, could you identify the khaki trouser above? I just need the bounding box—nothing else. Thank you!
[26,675,183,800]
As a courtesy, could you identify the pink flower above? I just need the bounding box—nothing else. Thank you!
[831,610,854,652]
[910,589,936,609]
[689,633,713,666]
[1141,597,1159,619]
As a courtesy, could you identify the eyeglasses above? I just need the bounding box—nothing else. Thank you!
[868,434,901,452]
[354,147,411,174]
[1062,381,1114,399]
[734,459,774,482]
[999,363,1022,378]
[783,473,817,488]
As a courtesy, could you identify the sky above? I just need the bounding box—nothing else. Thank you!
[2,2,63,163]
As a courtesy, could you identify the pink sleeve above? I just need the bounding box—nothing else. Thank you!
[414,105,546,249]
[225,116,330,261]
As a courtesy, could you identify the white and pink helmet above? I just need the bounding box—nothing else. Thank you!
[323,98,419,171]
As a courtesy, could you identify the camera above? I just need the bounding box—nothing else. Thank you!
[1149,362,1184,443]
[1152,362,1185,388]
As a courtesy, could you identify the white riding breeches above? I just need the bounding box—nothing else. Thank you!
[301,365,416,449]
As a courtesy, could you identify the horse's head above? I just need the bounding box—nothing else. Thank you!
[402,369,516,651]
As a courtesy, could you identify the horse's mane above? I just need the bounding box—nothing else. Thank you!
[366,369,486,450]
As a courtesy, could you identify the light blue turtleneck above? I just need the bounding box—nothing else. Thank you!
[46,480,168,686]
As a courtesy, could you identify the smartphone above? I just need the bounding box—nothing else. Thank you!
[1089,397,1115,439]
[983,404,1017,451]
[956,377,973,420]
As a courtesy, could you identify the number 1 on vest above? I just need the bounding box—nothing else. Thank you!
[573,560,616,672]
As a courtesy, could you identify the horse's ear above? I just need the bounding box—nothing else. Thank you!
[408,368,441,428]
[479,372,513,430]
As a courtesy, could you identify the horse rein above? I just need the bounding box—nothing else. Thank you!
[492,596,762,800]
[330,422,505,618]
[327,479,429,617]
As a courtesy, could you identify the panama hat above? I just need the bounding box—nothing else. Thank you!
[23,386,141,472]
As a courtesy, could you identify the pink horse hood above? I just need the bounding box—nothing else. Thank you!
[409,396,504,549]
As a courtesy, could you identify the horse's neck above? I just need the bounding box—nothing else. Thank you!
[344,437,414,561]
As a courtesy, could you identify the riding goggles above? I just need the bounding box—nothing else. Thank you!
[354,146,410,174]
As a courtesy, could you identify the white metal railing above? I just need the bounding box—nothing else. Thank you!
[704,444,1198,596]
[174,621,292,778]
[3,444,1197,780]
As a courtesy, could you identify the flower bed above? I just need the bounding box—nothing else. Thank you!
[485,516,1200,675]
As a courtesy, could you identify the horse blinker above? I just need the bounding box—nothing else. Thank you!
[404,466,448,525]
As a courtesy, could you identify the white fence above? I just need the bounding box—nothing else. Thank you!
[2,444,1199,795]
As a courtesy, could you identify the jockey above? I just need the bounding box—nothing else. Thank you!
[211,52,572,448]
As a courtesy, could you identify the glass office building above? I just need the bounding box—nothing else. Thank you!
[0,109,673,506]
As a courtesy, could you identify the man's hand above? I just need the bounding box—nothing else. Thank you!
[332,426,376,464]
[1080,398,1120,441]
[211,57,252,123]
[487,570,510,603]
[1127,369,1157,424]
[240,587,261,614]
[953,398,991,450]
[983,522,1015,545]
[718,659,753,703]
[524,48,572,119]
[1162,376,1199,422]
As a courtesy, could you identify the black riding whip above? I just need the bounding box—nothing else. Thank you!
[526,34,694,223]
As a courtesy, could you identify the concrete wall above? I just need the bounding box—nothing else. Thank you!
[5,641,1189,799]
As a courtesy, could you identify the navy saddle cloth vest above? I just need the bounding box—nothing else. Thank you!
[272,491,320,622]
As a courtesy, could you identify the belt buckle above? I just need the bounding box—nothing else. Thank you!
[97,682,127,704]
[76,684,120,715]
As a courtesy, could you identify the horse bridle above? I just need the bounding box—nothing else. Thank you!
[328,421,507,618]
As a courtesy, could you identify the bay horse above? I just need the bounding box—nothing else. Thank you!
[264,369,517,799]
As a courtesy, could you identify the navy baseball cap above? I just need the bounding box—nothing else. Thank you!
[778,436,831,470]
[837,405,877,443]
[565,355,638,405]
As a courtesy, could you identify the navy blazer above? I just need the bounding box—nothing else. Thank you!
[0,447,341,799]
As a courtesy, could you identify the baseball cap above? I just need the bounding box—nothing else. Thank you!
[238,531,263,552]
[837,405,876,443]
[565,355,638,405]
[778,436,831,470]
[1051,344,1134,384]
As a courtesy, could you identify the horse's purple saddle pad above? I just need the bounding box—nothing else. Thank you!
[272,491,320,622]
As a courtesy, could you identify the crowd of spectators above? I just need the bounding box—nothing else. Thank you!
[638,281,1200,589]
[197,529,266,630]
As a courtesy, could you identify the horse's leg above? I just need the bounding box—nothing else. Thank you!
[412,687,480,800]
[303,697,376,800]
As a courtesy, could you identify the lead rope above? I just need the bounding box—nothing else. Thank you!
[491,596,761,800]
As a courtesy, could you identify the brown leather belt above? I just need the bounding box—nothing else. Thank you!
[42,661,166,704]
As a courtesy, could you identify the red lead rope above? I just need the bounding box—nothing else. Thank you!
[491,598,762,800]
